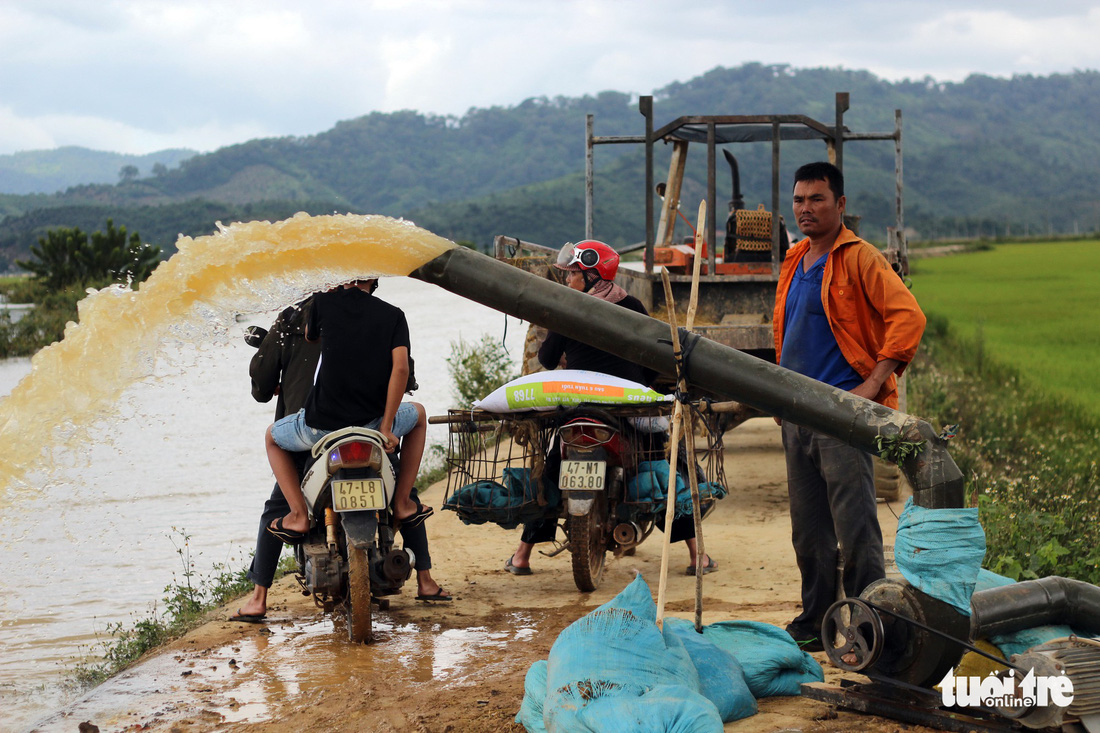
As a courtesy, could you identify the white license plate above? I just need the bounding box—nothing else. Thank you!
[332,478,386,512]
[559,460,606,491]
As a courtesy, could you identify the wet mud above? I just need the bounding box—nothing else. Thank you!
[33,421,936,733]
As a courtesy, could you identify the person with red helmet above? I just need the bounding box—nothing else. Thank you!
[504,240,718,576]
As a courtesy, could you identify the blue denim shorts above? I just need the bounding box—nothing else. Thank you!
[271,403,420,452]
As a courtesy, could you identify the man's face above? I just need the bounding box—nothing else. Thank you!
[792,179,845,240]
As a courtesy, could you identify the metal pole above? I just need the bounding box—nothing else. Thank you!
[834,92,850,171]
[585,114,594,240]
[895,109,906,262]
[641,96,655,275]
[771,122,781,276]
[707,123,717,274]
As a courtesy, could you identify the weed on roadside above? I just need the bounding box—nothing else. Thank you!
[909,316,1100,584]
[70,529,260,687]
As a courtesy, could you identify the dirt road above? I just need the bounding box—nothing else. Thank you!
[36,421,927,733]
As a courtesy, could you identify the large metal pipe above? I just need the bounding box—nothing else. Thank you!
[970,576,1100,639]
[411,246,964,508]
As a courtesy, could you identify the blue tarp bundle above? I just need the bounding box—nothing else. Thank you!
[698,621,824,698]
[444,467,560,529]
[626,460,728,518]
[894,496,986,615]
[517,576,823,732]
[662,618,757,722]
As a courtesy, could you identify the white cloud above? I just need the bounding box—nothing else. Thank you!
[0,0,1098,155]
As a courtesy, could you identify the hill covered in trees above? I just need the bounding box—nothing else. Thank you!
[1,63,1098,268]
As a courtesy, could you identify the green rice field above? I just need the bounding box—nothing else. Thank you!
[910,239,1100,418]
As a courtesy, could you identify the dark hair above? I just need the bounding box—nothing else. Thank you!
[793,162,844,200]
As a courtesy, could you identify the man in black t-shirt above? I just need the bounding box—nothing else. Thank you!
[264,280,432,544]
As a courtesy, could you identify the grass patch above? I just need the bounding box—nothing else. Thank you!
[910,238,1100,419]
[69,529,287,687]
[909,315,1100,584]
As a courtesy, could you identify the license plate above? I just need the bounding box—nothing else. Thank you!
[560,460,606,491]
[332,478,386,512]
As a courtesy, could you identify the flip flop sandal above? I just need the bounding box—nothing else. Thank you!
[228,609,267,623]
[504,555,532,575]
[685,557,718,576]
[399,503,434,529]
[267,517,308,545]
[415,589,453,602]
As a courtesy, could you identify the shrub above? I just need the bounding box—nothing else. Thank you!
[909,323,1100,584]
[446,333,515,407]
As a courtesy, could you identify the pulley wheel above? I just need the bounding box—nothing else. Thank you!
[822,598,885,671]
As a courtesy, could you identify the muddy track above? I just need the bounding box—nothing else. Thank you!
[36,421,933,733]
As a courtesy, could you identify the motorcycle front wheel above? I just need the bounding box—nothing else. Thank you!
[344,545,373,643]
[567,504,607,592]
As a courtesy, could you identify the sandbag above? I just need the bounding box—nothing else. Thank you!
[517,660,549,733]
[895,497,986,615]
[571,685,724,733]
[663,618,757,722]
[475,369,669,412]
[700,621,824,698]
[521,575,727,732]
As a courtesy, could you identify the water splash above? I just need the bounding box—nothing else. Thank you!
[0,213,454,499]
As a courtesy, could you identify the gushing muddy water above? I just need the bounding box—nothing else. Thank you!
[0,215,524,731]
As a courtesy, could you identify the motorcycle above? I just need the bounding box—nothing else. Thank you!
[245,324,413,643]
[293,426,414,642]
[439,403,726,593]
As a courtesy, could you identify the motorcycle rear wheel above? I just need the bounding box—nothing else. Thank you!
[567,507,606,592]
[345,545,373,643]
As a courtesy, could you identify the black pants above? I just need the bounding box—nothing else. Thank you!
[248,481,430,588]
[782,422,883,633]
[520,512,695,545]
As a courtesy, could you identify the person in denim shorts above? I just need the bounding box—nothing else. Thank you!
[264,279,433,545]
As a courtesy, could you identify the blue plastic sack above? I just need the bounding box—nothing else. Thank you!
[973,569,1075,658]
[895,497,986,615]
[518,575,728,732]
[663,618,757,722]
[517,660,549,733]
[443,467,560,529]
[626,460,684,506]
[699,621,824,698]
[571,684,724,732]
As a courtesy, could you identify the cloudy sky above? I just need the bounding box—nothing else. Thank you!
[2,0,1098,156]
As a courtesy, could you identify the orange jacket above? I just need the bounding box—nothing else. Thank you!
[773,226,926,409]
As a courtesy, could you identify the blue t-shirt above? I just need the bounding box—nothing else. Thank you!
[780,253,863,390]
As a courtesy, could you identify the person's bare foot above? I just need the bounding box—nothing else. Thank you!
[417,580,450,599]
[269,511,308,535]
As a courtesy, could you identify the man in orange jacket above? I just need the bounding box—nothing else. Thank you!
[773,161,925,652]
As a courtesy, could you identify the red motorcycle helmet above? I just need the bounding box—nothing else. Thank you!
[554,240,619,281]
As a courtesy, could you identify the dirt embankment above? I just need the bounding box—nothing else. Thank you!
[37,421,931,733]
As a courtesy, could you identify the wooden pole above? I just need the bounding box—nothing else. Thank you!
[655,267,683,630]
[655,201,709,631]
[686,201,707,631]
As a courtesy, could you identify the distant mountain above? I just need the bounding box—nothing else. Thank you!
[0,146,196,195]
[2,63,1099,270]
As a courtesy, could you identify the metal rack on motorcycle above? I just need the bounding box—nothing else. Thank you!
[431,401,729,537]
[436,408,562,529]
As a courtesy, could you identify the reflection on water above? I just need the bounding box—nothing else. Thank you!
[29,610,544,730]
[0,274,524,732]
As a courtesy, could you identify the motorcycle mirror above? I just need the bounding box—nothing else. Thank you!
[244,325,268,348]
